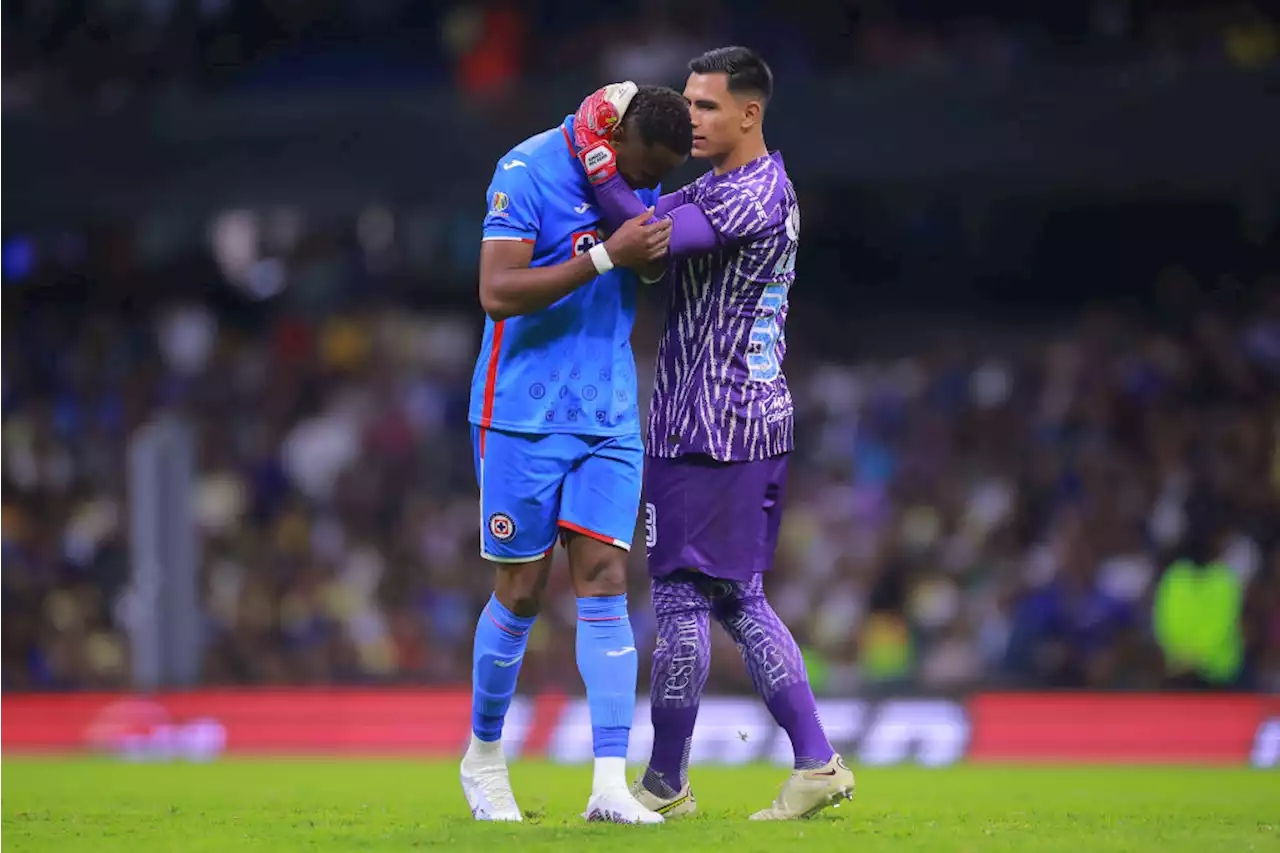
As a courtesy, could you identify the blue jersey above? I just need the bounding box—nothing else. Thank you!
[468,116,659,437]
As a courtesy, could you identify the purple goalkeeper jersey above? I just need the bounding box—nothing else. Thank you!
[646,151,799,462]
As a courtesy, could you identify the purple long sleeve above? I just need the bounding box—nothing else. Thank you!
[655,187,689,218]
[664,203,723,259]
[592,175,720,260]
[593,173,668,227]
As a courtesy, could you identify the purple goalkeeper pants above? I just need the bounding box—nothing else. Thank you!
[642,452,789,582]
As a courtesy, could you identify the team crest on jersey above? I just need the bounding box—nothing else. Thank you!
[490,191,510,216]
[571,230,602,257]
[488,512,516,542]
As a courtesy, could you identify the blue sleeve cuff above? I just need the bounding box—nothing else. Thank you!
[482,226,536,242]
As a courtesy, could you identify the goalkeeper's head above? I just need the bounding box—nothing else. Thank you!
[611,84,693,190]
[684,46,773,163]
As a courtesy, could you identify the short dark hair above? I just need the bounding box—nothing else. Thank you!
[688,46,773,102]
[624,84,693,156]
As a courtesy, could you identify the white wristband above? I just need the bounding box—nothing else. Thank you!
[588,243,614,275]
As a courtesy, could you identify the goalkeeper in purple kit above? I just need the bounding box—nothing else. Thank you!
[570,46,856,820]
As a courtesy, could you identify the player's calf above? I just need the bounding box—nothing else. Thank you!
[565,533,659,822]
[710,585,857,818]
[472,559,551,743]
[640,572,711,804]
[713,578,836,772]
[463,558,551,821]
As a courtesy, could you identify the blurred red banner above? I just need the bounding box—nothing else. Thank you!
[2,690,488,757]
[968,693,1275,764]
[2,690,1275,766]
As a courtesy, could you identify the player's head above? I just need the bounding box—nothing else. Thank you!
[611,84,692,190]
[684,46,773,160]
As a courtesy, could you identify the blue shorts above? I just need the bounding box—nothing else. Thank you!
[472,425,644,563]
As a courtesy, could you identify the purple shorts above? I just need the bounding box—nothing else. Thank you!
[642,452,789,582]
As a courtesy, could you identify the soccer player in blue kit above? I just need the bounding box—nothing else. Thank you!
[462,85,692,824]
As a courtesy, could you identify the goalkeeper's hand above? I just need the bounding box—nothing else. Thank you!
[573,82,638,185]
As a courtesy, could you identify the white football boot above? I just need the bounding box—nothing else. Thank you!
[583,757,665,824]
[749,753,856,820]
[460,735,523,822]
[584,789,666,824]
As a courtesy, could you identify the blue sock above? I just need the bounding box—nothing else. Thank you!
[576,594,637,759]
[471,594,535,742]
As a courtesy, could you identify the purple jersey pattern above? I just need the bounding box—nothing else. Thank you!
[646,152,798,462]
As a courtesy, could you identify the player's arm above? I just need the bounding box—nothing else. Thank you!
[593,178,689,224]
[481,214,669,320]
[478,162,599,319]
[479,240,605,321]
[592,174,771,265]
[479,165,572,320]
[574,85,721,262]
[590,177,726,262]
[480,158,670,319]
[572,101,731,261]
[655,186,691,217]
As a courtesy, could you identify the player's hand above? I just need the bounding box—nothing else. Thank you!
[604,208,671,269]
[573,82,638,185]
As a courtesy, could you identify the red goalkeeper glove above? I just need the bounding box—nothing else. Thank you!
[573,82,638,185]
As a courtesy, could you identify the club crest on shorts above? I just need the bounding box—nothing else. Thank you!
[488,512,516,542]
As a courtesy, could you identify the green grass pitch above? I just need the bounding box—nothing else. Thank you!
[4,759,1277,852]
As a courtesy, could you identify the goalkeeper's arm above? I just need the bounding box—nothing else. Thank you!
[573,83,723,261]
[592,178,725,261]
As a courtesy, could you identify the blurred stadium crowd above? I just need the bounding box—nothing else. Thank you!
[3,0,1276,110]
[3,0,1278,699]
[3,219,1278,695]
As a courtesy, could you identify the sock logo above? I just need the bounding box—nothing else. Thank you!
[493,655,524,668]
[487,512,516,542]
[604,646,636,657]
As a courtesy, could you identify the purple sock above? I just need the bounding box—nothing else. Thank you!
[715,575,835,769]
[644,575,710,797]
